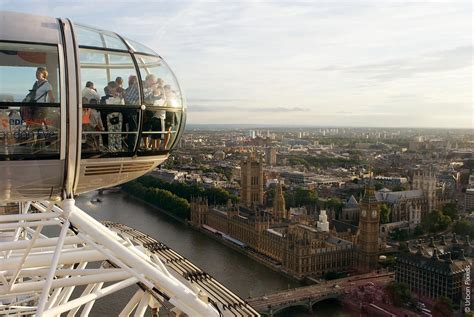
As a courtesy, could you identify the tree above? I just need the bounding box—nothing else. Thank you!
[392,228,409,241]
[413,225,424,237]
[122,181,191,220]
[442,202,458,221]
[421,209,452,233]
[432,296,453,317]
[380,204,390,224]
[384,282,411,306]
[453,219,474,238]
[136,175,239,205]
[293,188,318,207]
[326,197,343,217]
[374,182,383,191]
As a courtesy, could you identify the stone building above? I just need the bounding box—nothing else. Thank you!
[282,224,355,278]
[375,188,424,228]
[190,199,357,278]
[273,181,287,221]
[345,166,445,231]
[412,166,437,213]
[358,184,380,273]
[189,152,363,278]
[240,153,264,208]
[395,234,472,304]
[340,195,360,225]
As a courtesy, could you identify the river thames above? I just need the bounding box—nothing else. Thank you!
[76,191,352,316]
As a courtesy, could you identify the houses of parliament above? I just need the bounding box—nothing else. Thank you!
[190,153,381,278]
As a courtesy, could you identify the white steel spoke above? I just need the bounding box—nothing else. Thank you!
[133,292,152,317]
[9,225,43,289]
[80,282,104,317]
[36,219,71,316]
[119,290,144,317]
[43,278,138,317]
[0,199,253,317]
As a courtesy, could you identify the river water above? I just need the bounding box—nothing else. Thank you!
[76,191,352,316]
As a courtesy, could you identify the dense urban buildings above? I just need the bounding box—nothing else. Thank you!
[189,154,359,278]
[158,126,472,314]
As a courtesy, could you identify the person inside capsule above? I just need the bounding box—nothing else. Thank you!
[142,74,166,150]
[82,82,104,151]
[123,75,139,150]
[20,67,58,149]
[162,84,179,150]
[99,81,124,151]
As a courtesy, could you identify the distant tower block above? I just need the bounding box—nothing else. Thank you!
[358,184,380,272]
[240,153,264,208]
[265,147,277,166]
[273,181,286,220]
[317,210,329,232]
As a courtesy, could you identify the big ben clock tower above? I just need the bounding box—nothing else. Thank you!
[358,182,380,272]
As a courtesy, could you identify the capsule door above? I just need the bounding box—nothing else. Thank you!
[0,13,67,202]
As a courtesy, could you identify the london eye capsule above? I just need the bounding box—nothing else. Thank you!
[0,12,260,317]
[0,11,186,201]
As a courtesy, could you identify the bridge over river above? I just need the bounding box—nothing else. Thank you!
[247,272,394,316]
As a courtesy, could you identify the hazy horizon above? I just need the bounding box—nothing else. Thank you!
[2,1,472,128]
[185,123,473,131]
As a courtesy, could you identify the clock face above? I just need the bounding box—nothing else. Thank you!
[361,209,367,217]
[371,209,377,219]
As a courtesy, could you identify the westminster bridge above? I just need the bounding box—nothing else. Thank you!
[247,272,395,316]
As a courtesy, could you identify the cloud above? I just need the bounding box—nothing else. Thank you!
[316,45,472,81]
[2,1,472,128]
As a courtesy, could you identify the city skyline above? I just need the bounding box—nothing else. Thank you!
[2,0,472,128]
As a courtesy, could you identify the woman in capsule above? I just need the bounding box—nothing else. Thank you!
[33,67,55,103]
[22,67,57,136]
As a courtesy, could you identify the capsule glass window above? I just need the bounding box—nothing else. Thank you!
[75,24,128,51]
[136,55,183,154]
[0,42,61,159]
[136,55,182,108]
[79,48,140,157]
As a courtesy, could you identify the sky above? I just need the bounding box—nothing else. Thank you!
[1,0,472,128]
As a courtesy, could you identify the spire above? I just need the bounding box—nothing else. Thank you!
[444,252,453,264]
[431,248,440,260]
[428,237,435,248]
[361,165,378,206]
[465,235,471,247]
[368,165,373,188]
[452,233,459,244]
[440,236,447,246]
[416,245,424,256]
